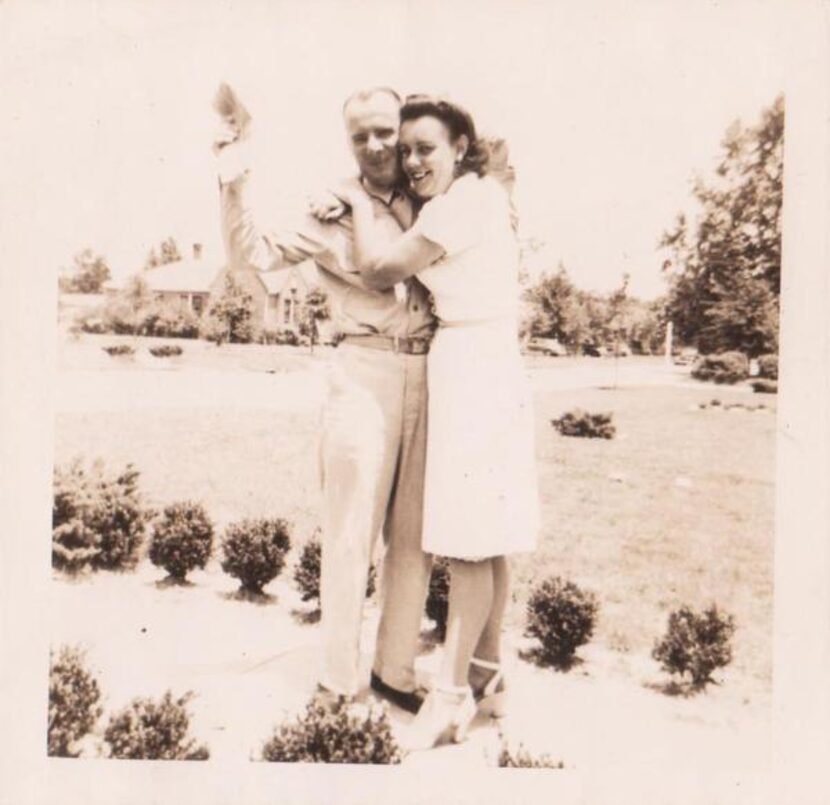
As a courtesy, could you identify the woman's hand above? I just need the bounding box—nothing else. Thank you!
[308,177,367,222]
[308,190,348,222]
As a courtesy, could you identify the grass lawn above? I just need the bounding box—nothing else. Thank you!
[49,341,775,766]
[519,383,774,691]
[53,348,775,693]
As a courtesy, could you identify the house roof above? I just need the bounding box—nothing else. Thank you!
[258,260,318,296]
[104,259,220,294]
[104,257,319,296]
[140,259,219,293]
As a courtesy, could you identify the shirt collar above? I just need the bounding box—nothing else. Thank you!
[360,176,406,206]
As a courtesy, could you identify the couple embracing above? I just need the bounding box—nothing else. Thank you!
[214,84,539,752]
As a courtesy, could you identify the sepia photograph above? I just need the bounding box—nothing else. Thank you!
[1,1,829,803]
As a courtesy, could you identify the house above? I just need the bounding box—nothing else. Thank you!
[105,243,319,332]
[212,261,319,332]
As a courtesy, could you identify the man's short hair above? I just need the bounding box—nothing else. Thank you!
[342,86,402,116]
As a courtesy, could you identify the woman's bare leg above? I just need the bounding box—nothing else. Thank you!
[469,557,509,690]
[437,558,493,688]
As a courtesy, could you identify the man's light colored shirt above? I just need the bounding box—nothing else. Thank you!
[219,162,435,339]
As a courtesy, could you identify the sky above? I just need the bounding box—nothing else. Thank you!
[2,0,789,300]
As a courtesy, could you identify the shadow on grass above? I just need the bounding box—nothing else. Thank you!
[291,606,321,625]
[518,646,586,673]
[221,588,277,606]
[53,568,97,585]
[154,575,195,589]
[643,678,713,698]
[54,564,143,584]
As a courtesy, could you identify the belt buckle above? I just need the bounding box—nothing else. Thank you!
[393,335,401,353]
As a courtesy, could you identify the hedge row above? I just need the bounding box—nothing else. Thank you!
[48,646,208,760]
[54,461,736,692]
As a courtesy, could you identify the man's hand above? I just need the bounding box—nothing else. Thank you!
[213,83,253,182]
[212,82,252,155]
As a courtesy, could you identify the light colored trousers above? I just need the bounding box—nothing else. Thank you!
[318,343,433,696]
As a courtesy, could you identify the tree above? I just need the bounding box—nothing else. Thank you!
[660,95,783,357]
[605,273,631,354]
[628,296,668,355]
[144,237,182,270]
[299,286,331,349]
[522,262,665,355]
[522,262,585,347]
[207,273,255,343]
[58,249,111,294]
[119,275,155,335]
[160,237,182,265]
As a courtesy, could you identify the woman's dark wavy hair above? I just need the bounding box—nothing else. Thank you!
[400,95,489,178]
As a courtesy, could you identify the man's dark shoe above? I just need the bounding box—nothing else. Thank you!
[370,672,425,714]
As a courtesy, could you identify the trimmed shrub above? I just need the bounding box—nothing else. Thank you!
[691,351,750,385]
[52,459,150,573]
[293,534,375,606]
[757,353,778,380]
[144,304,199,339]
[525,577,599,668]
[102,345,135,357]
[100,301,142,335]
[652,604,736,689]
[498,743,564,769]
[199,314,229,345]
[77,315,107,334]
[149,501,214,581]
[425,558,450,640]
[261,328,300,346]
[149,344,184,358]
[48,646,103,757]
[261,694,400,764]
[551,409,615,439]
[104,691,209,760]
[752,379,778,394]
[293,537,322,602]
[221,518,292,594]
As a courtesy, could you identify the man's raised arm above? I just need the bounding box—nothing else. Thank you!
[213,83,343,276]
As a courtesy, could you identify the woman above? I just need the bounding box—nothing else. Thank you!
[326,96,540,750]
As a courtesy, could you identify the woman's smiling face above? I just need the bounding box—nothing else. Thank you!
[399,115,467,200]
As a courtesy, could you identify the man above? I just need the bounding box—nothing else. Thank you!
[213,84,434,712]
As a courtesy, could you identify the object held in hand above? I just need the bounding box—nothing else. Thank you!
[212,82,252,147]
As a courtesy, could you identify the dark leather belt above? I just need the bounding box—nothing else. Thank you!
[341,334,431,355]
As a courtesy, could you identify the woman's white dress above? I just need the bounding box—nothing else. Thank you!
[413,173,540,559]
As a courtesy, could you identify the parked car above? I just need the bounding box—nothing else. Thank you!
[673,347,698,366]
[525,337,568,356]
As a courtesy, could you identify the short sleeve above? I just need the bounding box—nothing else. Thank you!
[414,174,489,257]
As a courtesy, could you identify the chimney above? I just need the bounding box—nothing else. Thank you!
[192,243,203,260]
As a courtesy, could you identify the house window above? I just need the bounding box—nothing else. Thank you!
[283,298,292,324]
[192,295,205,315]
